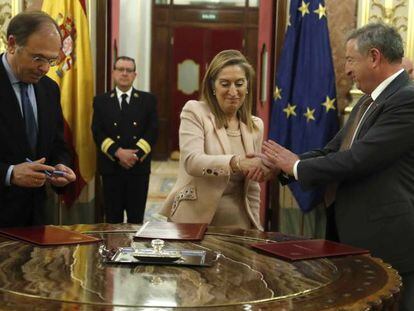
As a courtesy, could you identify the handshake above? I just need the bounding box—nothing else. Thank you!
[233,139,299,182]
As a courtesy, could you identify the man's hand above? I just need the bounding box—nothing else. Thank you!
[115,148,139,169]
[48,164,76,187]
[11,157,55,188]
[262,140,299,176]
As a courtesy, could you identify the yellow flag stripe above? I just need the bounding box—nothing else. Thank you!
[42,0,96,182]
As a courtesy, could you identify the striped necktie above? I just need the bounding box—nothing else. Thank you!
[19,82,38,153]
[324,95,374,207]
[340,95,373,150]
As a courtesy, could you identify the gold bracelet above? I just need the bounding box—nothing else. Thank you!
[236,155,242,172]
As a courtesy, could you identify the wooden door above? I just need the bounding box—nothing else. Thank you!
[170,27,243,152]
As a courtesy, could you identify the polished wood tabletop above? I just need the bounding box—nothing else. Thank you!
[0,223,401,310]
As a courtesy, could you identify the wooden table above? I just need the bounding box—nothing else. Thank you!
[0,224,401,310]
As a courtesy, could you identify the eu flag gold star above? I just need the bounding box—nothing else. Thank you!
[321,96,336,112]
[283,103,297,118]
[273,86,282,100]
[298,1,310,17]
[313,3,327,19]
[303,107,316,122]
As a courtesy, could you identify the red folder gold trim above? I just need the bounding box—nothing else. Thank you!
[0,225,102,246]
[252,239,369,261]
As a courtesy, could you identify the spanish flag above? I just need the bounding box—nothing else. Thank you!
[42,0,95,207]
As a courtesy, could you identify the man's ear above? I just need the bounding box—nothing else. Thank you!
[7,35,17,54]
[369,48,381,68]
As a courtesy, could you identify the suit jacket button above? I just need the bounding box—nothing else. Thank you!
[117,135,121,140]
[133,121,138,127]
[114,122,117,127]
[133,136,137,139]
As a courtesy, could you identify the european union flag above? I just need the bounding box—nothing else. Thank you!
[269,0,339,212]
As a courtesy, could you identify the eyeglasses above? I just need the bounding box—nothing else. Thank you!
[31,55,59,67]
[17,46,59,67]
[115,67,135,74]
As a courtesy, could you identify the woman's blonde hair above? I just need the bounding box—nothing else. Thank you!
[200,49,257,131]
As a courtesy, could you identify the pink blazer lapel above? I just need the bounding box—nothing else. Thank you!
[209,114,232,154]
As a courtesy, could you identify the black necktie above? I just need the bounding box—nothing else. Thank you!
[19,82,38,152]
[121,93,128,111]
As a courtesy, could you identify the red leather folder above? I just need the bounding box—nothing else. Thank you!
[0,225,102,246]
[252,239,369,261]
[134,222,208,241]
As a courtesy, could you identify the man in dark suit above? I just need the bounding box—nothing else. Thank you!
[255,23,414,310]
[0,11,76,227]
[92,56,158,224]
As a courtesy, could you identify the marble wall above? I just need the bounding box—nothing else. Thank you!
[326,0,357,113]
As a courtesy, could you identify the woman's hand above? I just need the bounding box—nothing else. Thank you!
[239,156,263,172]
[243,154,277,182]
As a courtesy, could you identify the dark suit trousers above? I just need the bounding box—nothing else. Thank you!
[327,203,413,310]
[102,173,149,224]
[0,188,47,227]
[325,204,340,242]
[400,271,414,311]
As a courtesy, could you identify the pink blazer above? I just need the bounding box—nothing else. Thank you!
[160,100,264,230]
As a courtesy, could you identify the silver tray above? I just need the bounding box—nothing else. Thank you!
[100,246,219,267]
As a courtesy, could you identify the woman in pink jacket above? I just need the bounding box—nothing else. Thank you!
[161,50,266,230]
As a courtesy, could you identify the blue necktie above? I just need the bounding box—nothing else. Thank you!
[19,82,38,152]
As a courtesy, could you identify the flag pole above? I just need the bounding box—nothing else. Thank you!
[58,196,63,225]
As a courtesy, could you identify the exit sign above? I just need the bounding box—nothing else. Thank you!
[201,12,217,20]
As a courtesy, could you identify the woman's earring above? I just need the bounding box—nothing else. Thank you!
[213,89,216,96]
[246,89,249,94]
